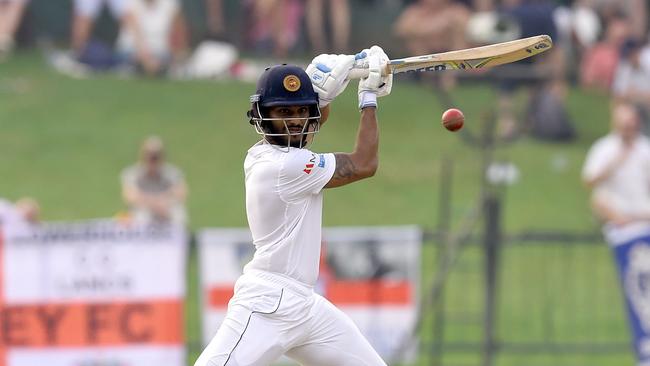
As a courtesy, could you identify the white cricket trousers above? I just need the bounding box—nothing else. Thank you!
[194,270,387,366]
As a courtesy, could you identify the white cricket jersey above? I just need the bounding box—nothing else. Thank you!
[243,142,336,286]
[582,134,650,218]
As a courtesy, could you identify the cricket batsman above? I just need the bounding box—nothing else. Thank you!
[193,46,392,365]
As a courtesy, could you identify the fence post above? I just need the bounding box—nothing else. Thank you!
[482,191,501,366]
[479,108,500,366]
[431,157,453,365]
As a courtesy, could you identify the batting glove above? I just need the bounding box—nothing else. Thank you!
[358,45,393,110]
[306,53,356,108]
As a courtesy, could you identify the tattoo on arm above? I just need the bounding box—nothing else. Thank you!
[334,154,355,179]
[325,153,357,187]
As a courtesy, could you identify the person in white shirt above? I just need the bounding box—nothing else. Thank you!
[121,136,188,225]
[582,102,650,227]
[582,103,650,366]
[116,0,184,75]
[194,47,392,366]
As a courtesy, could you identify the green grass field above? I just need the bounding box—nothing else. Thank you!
[0,52,633,365]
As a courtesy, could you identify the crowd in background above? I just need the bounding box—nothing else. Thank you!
[2,0,650,227]
[1,1,648,89]
[1,0,649,131]
[1,0,353,77]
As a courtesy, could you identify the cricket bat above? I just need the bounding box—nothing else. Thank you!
[347,34,553,79]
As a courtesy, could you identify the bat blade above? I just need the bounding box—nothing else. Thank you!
[390,35,552,73]
[348,35,553,79]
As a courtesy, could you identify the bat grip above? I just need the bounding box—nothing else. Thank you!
[347,63,389,80]
[348,67,370,80]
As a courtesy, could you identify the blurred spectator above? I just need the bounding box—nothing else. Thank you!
[121,136,188,225]
[393,0,470,89]
[71,0,127,55]
[0,197,40,234]
[554,0,601,53]
[501,0,563,76]
[305,0,350,53]
[0,0,28,60]
[500,0,557,40]
[596,0,646,41]
[612,38,650,133]
[582,102,650,366]
[579,15,630,91]
[245,0,303,58]
[393,0,469,57]
[526,81,576,141]
[553,0,599,83]
[205,0,225,39]
[626,0,646,40]
[473,0,493,12]
[465,11,522,45]
[496,0,566,139]
[499,0,559,75]
[116,0,186,76]
[582,103,650,226]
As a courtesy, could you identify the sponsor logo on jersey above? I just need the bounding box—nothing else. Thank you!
[283,75,301,92]
[318,154,326,168]
[304,154,317,174]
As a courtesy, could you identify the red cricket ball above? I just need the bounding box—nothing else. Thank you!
[441,108,465,132]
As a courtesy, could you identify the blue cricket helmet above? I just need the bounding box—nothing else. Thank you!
[247,64,322,149]
[251,64,319,108]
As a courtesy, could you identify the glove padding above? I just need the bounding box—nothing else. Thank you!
[306,54,356,108]
[358,45,393,109]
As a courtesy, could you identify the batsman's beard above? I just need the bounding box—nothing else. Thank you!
[263,120,318,148]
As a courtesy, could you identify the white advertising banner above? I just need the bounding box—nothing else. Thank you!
[198,226,421,363]
[0,219,187,366]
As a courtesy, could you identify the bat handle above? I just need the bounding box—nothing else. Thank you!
[347,63,390,80]
[348,67,370,80]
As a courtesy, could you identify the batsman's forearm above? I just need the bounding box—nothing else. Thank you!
[351,108,379,176]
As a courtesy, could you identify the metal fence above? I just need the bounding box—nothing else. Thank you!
[413,129,633,366]
[419,233,632,366]
[415,74,634,365]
